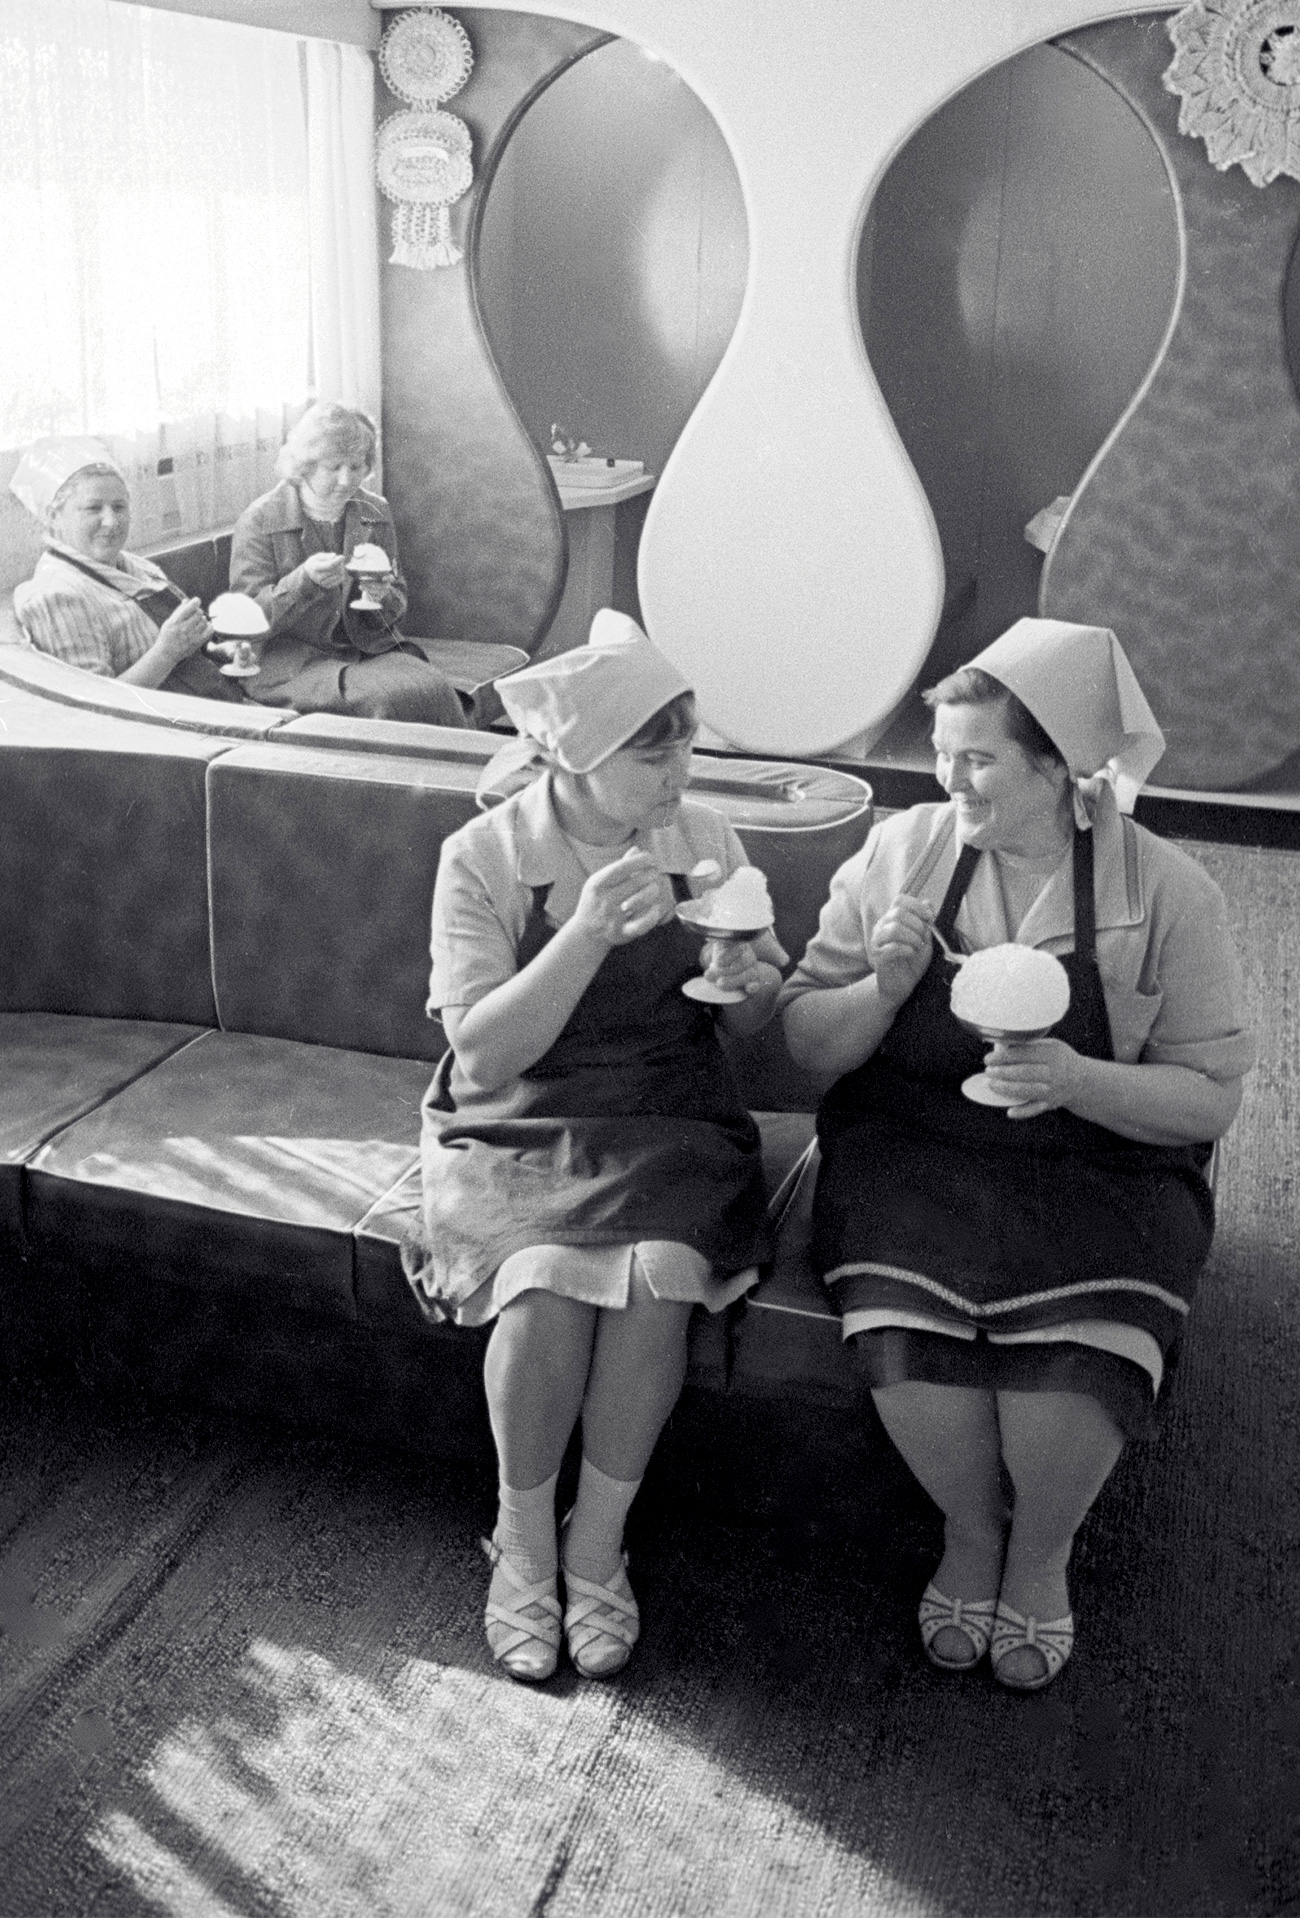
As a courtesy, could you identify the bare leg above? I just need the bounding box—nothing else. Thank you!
[560,1267,693,1676]
[995,1389,1123,1685]
[580,1265,694,1489]
[481,1290,597,1676]
[872,1381,1007,1665]
[484,1289,597,1490]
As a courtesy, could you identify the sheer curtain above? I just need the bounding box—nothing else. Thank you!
[0,0,381,548]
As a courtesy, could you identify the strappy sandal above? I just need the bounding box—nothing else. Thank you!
[990,1598,1075,1691]
[918,1582,998,1671]
[562,1554,640,1679]
[481,1537,562,1683]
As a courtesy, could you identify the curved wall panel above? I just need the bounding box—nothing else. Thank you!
[1043,16,1300,791]
[380,11,607,652]
[463,1,1171,758]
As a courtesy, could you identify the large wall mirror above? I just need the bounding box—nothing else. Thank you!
[857,31,1178,764]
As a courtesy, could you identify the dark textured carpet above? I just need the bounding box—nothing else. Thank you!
[0,838,1297,1917]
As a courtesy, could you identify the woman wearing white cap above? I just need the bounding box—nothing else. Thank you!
[403,612,787,1683]
[783,619,1254,1690]
[9,438,239,699]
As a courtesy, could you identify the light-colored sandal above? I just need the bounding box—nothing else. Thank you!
[918,1582,998,1671]
[990,1598,1075,1691]
[563,1554,640,1679]
[482,1537,562,1683]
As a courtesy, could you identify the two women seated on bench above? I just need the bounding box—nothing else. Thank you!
[402,613,1251,1694]
[10,403,466,727]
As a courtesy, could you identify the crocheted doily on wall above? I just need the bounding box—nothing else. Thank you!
[1165,0,1300,184]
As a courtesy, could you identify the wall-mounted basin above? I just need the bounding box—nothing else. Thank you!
[547,456,645,489]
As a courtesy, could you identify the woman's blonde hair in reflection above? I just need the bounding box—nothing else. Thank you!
[275,401,377,484]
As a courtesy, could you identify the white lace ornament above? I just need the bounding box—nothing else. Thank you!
[376,9,474,269]
[1165,0,1300,186]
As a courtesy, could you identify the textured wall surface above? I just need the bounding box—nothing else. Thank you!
[380,11,606,652]
[1043,16,1300,791]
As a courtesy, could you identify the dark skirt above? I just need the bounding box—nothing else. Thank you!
[851,1325,1167,1442]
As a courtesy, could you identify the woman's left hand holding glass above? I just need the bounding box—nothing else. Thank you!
[984,1036,1088,1119]
[701,937,764,998]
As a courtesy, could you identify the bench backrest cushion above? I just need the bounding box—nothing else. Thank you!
[0,698,226,1023]
[207,743,872,1092]
[207,742,486,1059]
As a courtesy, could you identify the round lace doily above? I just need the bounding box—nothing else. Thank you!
[1165,0,1300,185]
[376,108,473,268]
[379,8,473,108]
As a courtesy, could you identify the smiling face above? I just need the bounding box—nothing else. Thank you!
[559,732,698,843]
[931,698,1070,855]
[49,470,131,567]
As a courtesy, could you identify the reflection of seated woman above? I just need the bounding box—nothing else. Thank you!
[229,401,467,727]
[10,438,239,700]
[403,615,786,1684]
[782,620,1254,1691]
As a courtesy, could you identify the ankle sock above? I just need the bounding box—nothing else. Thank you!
[563,1456,641,1583]
[494,1469,559,1586]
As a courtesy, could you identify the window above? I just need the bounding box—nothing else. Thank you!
[0,0,379,541]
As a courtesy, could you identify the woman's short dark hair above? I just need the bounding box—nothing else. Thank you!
[623,690,697,753]
[922,666,1064,766]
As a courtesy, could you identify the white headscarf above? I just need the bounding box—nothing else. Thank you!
[9,437,125,524]
[477,609,692,805]
[965,618,1165,820]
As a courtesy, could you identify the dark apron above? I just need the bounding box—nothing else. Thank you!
[813,828,1214,1355]
[54,548,246,704]
[404,876,771,1321]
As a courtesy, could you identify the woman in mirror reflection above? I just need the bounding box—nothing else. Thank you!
[229,400,467,727]
[782,620,1254,1690]
[10,438,241,700]
[402,613,786,1682]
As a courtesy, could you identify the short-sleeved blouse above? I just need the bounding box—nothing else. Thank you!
[423,772,784,1325]
[779,790,1254,1086]
[429,773,771,1013]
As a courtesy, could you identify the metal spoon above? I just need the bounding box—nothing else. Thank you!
[931,924,967,966]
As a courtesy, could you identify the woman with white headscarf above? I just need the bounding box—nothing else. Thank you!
[782,619,1254,1691]
[9,437,239,699]
[403,612,786,1685]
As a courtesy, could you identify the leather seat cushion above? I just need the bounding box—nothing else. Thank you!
[728,1138,859,1405]
[0,1012,201,1253]
[27,1031,431,1318]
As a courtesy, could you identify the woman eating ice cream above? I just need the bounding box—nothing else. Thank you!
[229,401,467,726]
[402,612,786,1685]
[781,619,1253,1690]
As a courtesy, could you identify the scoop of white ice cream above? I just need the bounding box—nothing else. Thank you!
[950,943,1070,1033]
[348,542,390,573]
[691,864,774,930]
[207,592,269,635]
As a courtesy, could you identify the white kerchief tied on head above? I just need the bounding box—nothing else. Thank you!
[966,617,1166,821]
[478,609,692,805]
[9,437,124,523]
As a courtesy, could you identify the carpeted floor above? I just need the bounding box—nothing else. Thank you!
[0,838,1298,1917]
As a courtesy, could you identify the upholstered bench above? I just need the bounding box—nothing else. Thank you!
[0,666,873,1452]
